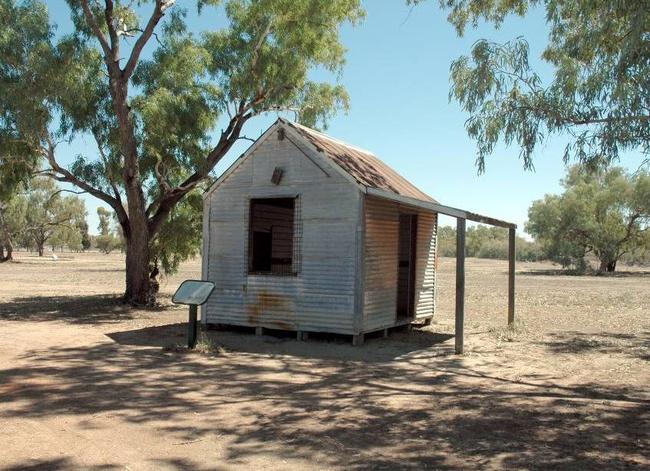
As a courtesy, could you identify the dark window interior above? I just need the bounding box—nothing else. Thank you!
[248,198,295,275]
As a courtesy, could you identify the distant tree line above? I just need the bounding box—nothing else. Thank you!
[0,174,198,263]
[0,179,90,260]
[0,178,120,260]
[438,166,649,274]
[437,225,544,262]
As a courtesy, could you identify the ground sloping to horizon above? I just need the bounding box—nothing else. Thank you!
[0,253,648,470]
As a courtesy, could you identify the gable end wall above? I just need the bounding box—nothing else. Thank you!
[203,131,362,334]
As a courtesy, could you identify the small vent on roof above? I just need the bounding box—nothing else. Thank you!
[271,167,284,185]
[277,128,285,141]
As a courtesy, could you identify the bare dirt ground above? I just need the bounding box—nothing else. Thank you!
[0,252,648,470]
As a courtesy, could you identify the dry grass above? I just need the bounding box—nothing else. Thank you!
[0,252,648,470]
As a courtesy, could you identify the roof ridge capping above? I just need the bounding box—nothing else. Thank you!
[278,118,436,204]
[282,118,378,157]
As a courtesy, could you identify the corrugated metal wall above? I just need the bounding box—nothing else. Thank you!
[362,196,437,331]
[414,210,437,320]
[204,131,361,334]
[362,197,399,331]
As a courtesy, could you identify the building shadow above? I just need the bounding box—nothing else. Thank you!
[107,322,456,362]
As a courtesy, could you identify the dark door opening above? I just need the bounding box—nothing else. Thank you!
[396,213,418,320]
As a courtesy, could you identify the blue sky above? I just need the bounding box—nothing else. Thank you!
[48,1,646,234]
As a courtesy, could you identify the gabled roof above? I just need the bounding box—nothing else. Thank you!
[204,119,436,205]
[281,119,435,203]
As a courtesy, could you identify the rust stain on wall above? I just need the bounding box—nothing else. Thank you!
[247,290,295,329]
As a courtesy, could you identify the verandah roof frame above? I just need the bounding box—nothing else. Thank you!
[366,188,516,354]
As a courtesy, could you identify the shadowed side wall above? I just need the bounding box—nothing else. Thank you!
[362,196,436,332]
[203,130,361,334]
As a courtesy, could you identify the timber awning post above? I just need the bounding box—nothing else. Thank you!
[508,227,516,325]
[455,218,466,354]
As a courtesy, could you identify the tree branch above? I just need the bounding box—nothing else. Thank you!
[146,110,252,235]
[41,136,129,226]
[122,0,174,79]
[91,129,123,205]
[48,188,88,199]
[103,0,119,56]
[153,158,172,193]
[80,0,113,60]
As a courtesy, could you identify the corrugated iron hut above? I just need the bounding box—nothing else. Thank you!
[202,118,437,343]
[202,118,516,347]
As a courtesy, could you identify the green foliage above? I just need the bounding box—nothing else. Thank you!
[437,225,457,257]
[437,224,543,261]
[0,0,364,290]
[150,191,203,275]
[77,220,92,250]
[97,207,113,235]
[95,234,120,254]
[414,0,650,171]
[95,206,122,254]
[0,0,52,195]
[621,232,650,266]
[526,165,650,272]
[10,178,89,254]
[0,184,27,259]
[49,223,83,251]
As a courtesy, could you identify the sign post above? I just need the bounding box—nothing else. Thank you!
[172,280,215,349]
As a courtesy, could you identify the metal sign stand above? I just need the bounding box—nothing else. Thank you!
[188,304,198,349]
[172,280,215,349]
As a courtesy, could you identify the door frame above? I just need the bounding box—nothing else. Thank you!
[396,212,418,321]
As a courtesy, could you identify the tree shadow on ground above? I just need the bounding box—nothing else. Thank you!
[3,457,220,471]
[0,294,159,324]
[2,323,648,469]
[539,331,650,362]
[4,458,117,471]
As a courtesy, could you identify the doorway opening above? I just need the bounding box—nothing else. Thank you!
[396,213,417,321]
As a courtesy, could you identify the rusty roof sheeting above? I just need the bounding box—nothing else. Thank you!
[282,120,436,203]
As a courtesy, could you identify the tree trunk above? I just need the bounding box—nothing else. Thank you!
[123,185,153,306]
[37,243,44,257]
[3,240,13,262]
[124,234,152,305]
[599,259,617,273]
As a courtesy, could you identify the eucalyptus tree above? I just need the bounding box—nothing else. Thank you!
[96,206,122,254]
[0,0,363,304]
[526,165,650,273]
[22,178,87,257]
[411,0,650,172]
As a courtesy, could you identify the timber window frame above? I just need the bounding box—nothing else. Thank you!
[247,196,300,276]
